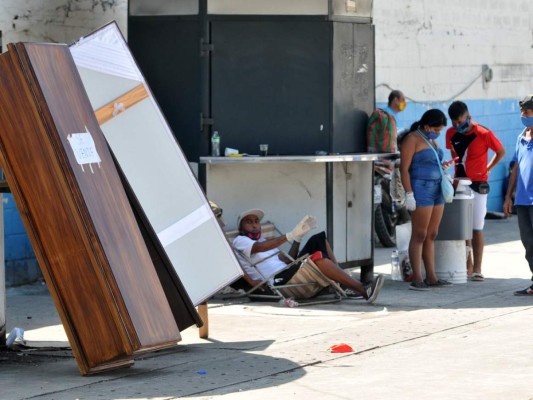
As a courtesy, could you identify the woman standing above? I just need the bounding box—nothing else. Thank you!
[400,109,452,291]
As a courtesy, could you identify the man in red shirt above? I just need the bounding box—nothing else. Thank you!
[446,101,505,281]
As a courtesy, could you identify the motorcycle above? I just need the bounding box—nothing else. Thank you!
[373,158,411,247]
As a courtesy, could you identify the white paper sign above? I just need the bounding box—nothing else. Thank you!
[67,127,101,173]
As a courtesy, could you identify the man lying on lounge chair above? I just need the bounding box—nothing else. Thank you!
[233,209,384,303]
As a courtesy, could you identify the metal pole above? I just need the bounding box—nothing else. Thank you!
[326,163,334,245]
[198,0,210,189]
[199,0,211,156]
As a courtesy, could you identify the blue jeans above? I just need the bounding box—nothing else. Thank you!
[411,178,444,207]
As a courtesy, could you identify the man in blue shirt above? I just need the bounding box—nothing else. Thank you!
[366,90,406,153]
[504,94,533,295]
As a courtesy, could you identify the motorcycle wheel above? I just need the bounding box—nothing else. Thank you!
[375,202,396,247]
[374,179,397,248]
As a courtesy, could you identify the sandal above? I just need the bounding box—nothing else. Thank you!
[424,279,453,287]
[409,281,430,291]
[470,272,485,281]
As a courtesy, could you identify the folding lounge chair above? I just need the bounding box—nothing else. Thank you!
[224,222,349,306]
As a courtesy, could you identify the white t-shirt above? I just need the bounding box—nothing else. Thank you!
[232,235,286,282]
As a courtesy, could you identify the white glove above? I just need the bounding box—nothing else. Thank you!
[405,192,416,211]
[286,215,317,243]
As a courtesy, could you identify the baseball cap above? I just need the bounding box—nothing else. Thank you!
[519,95,533,110]
[237,209,264,228]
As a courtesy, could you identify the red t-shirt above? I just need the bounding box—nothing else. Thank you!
[445,122,503,182]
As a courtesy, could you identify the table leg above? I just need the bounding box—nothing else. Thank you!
[360,263,374,285]
[197,302,208,339]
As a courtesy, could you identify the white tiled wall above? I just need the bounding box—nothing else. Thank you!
[373,0,533,103]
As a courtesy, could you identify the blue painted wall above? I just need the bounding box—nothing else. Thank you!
[4,194,40,286]
[378,98,523,212]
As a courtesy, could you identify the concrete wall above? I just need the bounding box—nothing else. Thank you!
[373,0,533,211]
[0,0,127,45]
[0,0,128,285]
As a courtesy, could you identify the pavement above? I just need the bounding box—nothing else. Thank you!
[2,217,533,400]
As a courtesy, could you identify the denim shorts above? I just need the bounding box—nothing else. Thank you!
[411,178,445,207]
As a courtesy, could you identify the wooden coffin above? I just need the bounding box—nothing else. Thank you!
[0,42,185,375]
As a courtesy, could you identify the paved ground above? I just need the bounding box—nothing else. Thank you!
[2,217,533,400]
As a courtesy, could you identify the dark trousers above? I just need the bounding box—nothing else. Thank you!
[298,231,329,259]
[516,206,533,280]
[275,232,329,285]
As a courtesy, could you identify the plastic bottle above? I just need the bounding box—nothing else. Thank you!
[391,249,401,281]
[211,131,220,157]
[278,298,299,308]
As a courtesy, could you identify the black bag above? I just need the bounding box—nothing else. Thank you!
[470,181,490,194]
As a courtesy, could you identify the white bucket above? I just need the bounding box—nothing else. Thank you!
[395,222,412,252]
[434,240,467,284]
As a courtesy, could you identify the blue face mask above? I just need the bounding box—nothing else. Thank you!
[427,131,439,140]
[522,116,533,128]
[425,129,440,140]
[455,118,470,134]
[417,128,439,140]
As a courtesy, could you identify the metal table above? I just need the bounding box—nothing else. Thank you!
[200,153,395,282]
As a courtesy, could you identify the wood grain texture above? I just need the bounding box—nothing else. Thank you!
[94,84,149,125]
[0,43,181,374]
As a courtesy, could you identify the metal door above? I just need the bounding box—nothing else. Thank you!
[211,19,331,156]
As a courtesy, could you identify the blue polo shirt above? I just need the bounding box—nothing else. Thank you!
[514,129,533,205]
[384,106,406,133]
[384,106,398,124]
